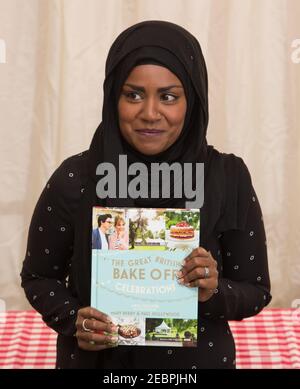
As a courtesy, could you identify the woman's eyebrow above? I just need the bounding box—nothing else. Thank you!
[124,83,183,92]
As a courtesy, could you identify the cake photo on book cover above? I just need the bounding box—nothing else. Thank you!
[170,221,195,240]
[91,207,200,347]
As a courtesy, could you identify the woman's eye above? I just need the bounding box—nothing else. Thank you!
[124,92,142,101]
[161,94,177,102]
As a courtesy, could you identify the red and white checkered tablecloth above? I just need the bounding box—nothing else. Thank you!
[0,309,299,369]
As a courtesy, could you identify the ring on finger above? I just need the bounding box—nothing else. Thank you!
[89,340,95,345]
[82,318,93,332]
[204,266,210,279]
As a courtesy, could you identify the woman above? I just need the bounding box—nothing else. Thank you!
[21,20,271,369]
[108,216,128,250]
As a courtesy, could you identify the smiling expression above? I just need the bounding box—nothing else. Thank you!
[118,64,187,156]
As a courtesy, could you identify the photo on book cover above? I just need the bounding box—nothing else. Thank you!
[92,207,200,252]
[91,207,200,347]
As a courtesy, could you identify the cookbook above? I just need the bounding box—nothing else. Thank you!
[91,207,200,347]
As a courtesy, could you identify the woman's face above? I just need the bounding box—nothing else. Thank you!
[116,220,125,233]
[118,64,187,155]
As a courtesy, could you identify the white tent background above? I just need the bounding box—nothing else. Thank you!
[155,321,171,334]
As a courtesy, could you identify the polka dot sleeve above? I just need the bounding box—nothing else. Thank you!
[20,153,87,336]
[199,186,271,321]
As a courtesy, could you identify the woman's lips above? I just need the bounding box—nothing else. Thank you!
[134,128,165,136]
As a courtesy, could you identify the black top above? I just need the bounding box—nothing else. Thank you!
[21,150,271,369]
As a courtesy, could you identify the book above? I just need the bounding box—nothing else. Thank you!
[91,207,200,347]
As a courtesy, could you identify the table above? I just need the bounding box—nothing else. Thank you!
[0,309,299,369]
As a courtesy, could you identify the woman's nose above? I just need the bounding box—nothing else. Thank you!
[140,97,162,121]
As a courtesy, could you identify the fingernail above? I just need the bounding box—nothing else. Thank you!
[176,271,183,278]
[108,342,118,348]
[110,336,119,343]
[111,325,119,333]
[181,260,186,266]
[177,278,184,284]
[106,316,113,323]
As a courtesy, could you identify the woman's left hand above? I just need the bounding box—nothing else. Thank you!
[177,247,219,302]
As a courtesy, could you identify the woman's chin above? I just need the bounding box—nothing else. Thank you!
[133,143,167,156]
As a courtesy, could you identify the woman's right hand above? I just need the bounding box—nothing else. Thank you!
[75,307,119,351]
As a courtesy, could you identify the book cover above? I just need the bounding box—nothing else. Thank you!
[91,207,200,347]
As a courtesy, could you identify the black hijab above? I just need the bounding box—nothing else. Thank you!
[71,20,251,308]
[87,21,209,208]
[110,48,199,208]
